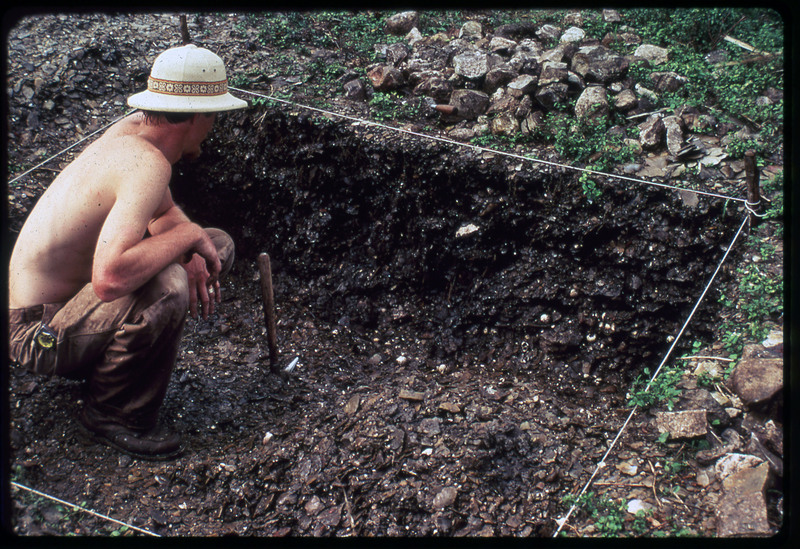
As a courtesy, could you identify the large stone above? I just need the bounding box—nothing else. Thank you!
[654,410,707,440]
[506,74,538,97]
[663,115,685,156]
[412,75,453,103]
[490,112,520,136]
[489,36,517,55]
[483,65,517,93]
[561,26,586,43]
[539,61,569,85]
[716,461,771,537]
[535,83,568,109]
[367,65,405,91]
[638,114,665,150]
[634,44,670,65]
[536,24,561,43]
[385,11,419,36]
[613,89,638,112]
[386,43,410,66]
[453,49,490,80]
[459,21,482,40]
[571,45,630,84]
[650,71,687,93]
[728,345,783,404]
[448,89,489,119]
[343,79,368,101]
[574,86,609,119]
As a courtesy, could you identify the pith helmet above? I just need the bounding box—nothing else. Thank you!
[128,44,247,112]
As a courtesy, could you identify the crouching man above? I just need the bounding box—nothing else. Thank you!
[8,44,248,460]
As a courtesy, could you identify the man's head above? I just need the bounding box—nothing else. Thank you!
[128,44,247,114]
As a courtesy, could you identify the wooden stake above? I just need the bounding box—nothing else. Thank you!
[257,253,280,372]
[179,15,191,45]
[744,150,761,226]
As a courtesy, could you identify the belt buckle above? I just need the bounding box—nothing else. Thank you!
[33,322,57,350]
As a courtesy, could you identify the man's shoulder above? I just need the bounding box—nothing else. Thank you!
[103,134,172,175]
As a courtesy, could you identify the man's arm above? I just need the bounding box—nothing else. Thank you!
[148,187,222,319]
[92,158,220,304]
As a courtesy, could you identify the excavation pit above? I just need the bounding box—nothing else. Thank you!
[173,106,743,389]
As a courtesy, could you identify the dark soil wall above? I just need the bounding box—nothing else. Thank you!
[173,106,741,384]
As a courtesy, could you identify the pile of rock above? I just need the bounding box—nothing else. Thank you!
[344,10,779,171]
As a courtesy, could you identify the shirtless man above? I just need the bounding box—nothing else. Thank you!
[8,45,247,460]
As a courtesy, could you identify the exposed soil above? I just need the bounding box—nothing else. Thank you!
[5,11,784,538]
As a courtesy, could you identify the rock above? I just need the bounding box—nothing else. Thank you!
[574,86,608,120]
[343,79,368,101]
[386,43,410,66]
[663,115,685,156]
[728,345,783,404]
[448,89,489,119]
[561,26,586,43]
[368,65,405,91]
[406,27,423,47]
[520,110,544,134]
[433,486,458,509]
[716,461,771,537]
[626,498,652,514]
[535,83,568,109]
[634,44,670,65]
[399,388,425,401]
[385,11,419,36]
[539,61,569,86]
[489,36,517,55]
[495,22,538,41]
[506,74,537,97]
[536,24,561,43]
[305,495,324,516]
[653,410,707,439]
[638,114,665,150]
[483,65,517,93]
[613,89,637,112]
[459,21,482,40]
[413,75,453,103]
[603,9,621,23]
[571,45,630,84]
[715,453,763,481]
[453,50,489,80]
[650,71,687,93]
[490,112,519,136]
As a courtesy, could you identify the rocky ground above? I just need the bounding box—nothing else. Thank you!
[5,10,786,539]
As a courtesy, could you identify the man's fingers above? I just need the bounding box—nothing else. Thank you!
[188,284,199,319]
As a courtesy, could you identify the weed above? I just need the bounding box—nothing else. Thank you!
[562,491,627,537]
[627,364,684,411]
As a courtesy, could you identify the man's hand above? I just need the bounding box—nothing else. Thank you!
[183,252,221,319]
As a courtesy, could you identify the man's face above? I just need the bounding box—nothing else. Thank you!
[183,113,217,161]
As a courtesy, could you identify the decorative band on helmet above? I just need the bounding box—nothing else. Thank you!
[147,77,228,97]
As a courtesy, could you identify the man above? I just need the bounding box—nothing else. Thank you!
[8,44,248,460]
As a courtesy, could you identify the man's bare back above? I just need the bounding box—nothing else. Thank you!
[9,113,183,308]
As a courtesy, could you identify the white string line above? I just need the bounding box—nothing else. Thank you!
[7,111,137,186]
[552,212,750,537]
[231,87,748,205]
[10,480,161,537]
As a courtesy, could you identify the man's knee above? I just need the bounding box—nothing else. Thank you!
[151,264,191,320]
[205,228,235,277]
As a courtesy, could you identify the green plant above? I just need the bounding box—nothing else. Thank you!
[627,364,684,411]
[562,491,627,536]
[580,175,602,204]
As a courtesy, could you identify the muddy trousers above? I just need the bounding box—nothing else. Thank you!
[8,228,234,431]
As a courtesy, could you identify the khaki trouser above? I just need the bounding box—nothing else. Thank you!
[8,228,234,431]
